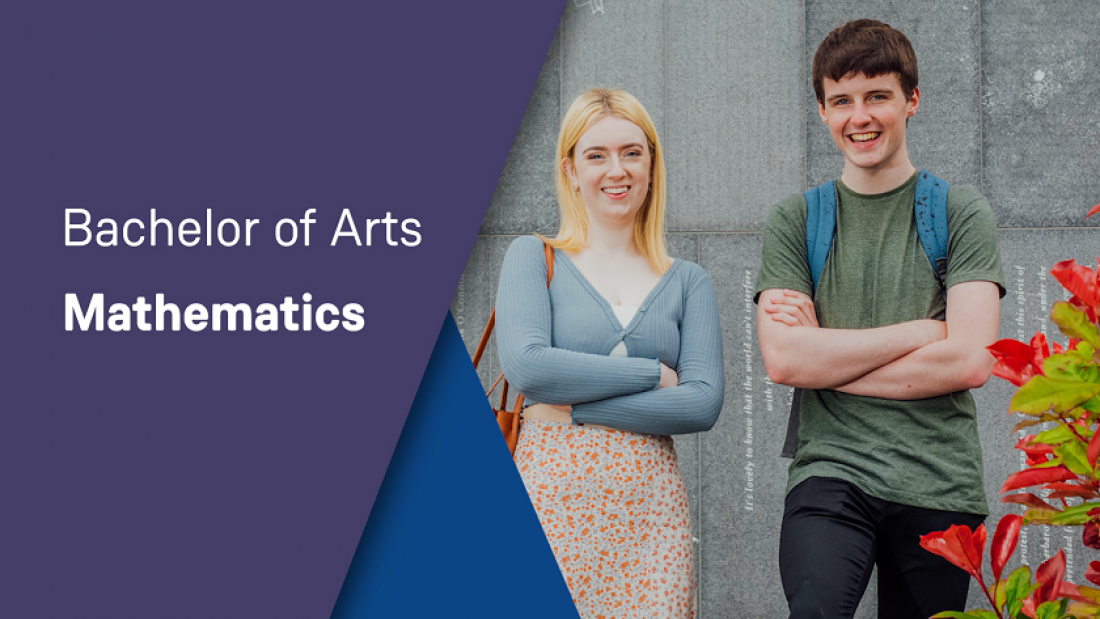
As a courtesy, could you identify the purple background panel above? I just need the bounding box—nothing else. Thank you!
[0,1,563,617]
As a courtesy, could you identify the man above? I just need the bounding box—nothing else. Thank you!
[754,19,1004,619]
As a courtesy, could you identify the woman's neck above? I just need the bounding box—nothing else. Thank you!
[584,215,637,257]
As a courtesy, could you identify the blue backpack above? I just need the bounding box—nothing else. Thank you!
[780,170,950,458]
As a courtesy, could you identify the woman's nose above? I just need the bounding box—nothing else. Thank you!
[608,156,626,178]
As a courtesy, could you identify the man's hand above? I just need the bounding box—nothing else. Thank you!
[762,289,820,328]
[833,281,1000,399]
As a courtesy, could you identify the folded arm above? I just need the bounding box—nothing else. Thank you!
[569,269,725,435]
[756,288,946,389]
[833,281,1000,399]
[495,237,661,405]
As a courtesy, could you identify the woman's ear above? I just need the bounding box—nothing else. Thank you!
[562,157,578,192]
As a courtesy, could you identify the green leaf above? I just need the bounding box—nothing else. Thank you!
[1052,301,1100,349]
[1004,566,1036,618]
[970,611,999,619]
[1024,508,1059,525]
[1034,599,1063,619]
[1011,376,1100,415]
[1032,455,1066,469]
[930,612,988,619]
[1055,440,1093,475]
[1035,425,1078,445]
[1050,501,1100,525]
[1043,354,1100,384]
[995,577,1008,612]
[1067,405,1091,420]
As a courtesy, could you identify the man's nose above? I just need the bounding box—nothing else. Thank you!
[851,100,872,124]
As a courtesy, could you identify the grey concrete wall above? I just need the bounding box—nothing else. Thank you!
[452,1,1100,616]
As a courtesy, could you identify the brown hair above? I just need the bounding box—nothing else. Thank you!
[812,19,918,104]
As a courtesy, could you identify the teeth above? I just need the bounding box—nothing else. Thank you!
[850,132,880,142]
[603,186,628,194]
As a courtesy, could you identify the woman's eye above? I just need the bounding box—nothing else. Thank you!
[587,153,603,160]
[625,150,641,157]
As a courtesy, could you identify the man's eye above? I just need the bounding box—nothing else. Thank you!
[870,94,887,101]
[833,99,849,106]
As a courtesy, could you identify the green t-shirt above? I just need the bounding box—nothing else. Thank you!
[754,172,1005,515]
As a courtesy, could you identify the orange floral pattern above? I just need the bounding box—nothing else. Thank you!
[515,419,695,618]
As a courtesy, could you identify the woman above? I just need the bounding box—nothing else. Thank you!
[495,88,724,618]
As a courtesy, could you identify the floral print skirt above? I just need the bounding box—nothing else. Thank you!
[515,419,695,618]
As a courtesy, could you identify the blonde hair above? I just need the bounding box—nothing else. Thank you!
[542,88,671,273]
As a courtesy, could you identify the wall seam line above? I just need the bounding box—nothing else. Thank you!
[977,0,984,193]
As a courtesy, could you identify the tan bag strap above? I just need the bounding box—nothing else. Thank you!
[471,242,555,370]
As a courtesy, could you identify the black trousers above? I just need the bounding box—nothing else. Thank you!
[779,477,985,619]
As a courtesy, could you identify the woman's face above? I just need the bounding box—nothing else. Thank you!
[563,115,652,225]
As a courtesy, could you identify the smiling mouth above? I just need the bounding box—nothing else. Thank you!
[602,186,629,196]
[848,132,880,143]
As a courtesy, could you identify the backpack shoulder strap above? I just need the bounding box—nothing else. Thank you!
[804,181,837,293]
[913,170,950,287]
[784,182,835,460]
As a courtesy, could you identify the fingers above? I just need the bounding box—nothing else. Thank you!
[768,311,802,326]
[764,290,818,327]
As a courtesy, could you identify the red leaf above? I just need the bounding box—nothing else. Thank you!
[1044,482,1100,501]
[1030,332,1051,368]
[991,360,1037,387]
[1088,428,1100,469]
[988,338,1046,386]
[1087,561,1100,587]
[1052,260,1100,309]
[1045,481,1099,493]
[1087,202,1100,221]
[1085,522,1100,550]
[1034,549,1067,604]
[1015,435,1055,457]
[991,514,1022,581]
[1001,466,1078,493]
[919,523,986,581]
[1003,492,1056,510]
[1059,580,1089,603]
[1049,489,1098,500]
[1052,342,1064,355]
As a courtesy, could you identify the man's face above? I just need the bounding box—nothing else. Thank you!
[818,72,919,173]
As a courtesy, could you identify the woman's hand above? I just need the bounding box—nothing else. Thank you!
[762,289,819,327]
[659,362,679,388]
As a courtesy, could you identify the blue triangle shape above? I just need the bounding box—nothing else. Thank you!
[331,313,578,618]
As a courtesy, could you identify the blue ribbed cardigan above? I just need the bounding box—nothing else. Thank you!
[494,235,724,435]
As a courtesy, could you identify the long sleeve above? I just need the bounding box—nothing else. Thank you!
[571,265,724,435]
[495,236,662,405]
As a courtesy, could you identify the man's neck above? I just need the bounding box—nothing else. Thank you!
[839,158,917,195]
